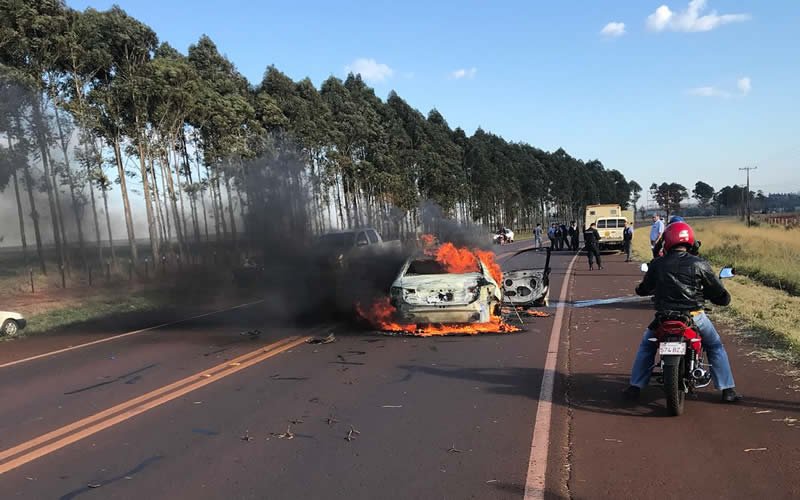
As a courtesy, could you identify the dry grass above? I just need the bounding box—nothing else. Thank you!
[631,225,800,359]
[687,218,800,295]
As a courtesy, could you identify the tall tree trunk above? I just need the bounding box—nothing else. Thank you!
[161,147,186,257]
[52,104,86,267]
[181,133,201,243]
[215,175,228,237]
[101,186,117,266]
[173,148,189,243]
[207,165,221,240]
[136,135,159,263]
[30,99,65,271]
[85,144,103,264]
[11,167,28,264]
[159,159,172,243]
[50,153,71,271]
[148,153,167,247]
[112,137,138,262]
[6,136,28,263]
[224,173,238,244]
[191,134,210,242]
[17,125,46,273]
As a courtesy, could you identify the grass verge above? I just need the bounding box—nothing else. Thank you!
[631,231,800,364]
[12,291,168,338]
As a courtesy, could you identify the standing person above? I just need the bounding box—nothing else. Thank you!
[559,223,568,251]
[548,223,556,249]
[624,221,742,403]
[649,214,665,259]
[623,221,634,262]
[533,223,543,249]
[569,221,580,251]
[583,222,603,270]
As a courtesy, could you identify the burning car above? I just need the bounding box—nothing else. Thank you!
[390,254,502,325]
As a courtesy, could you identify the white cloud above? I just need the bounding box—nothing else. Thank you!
[687,76,752,98]
[737,77,751,95]
[451,67,477,79]
[600,22,626,37]
[345,58,394,83]
[646,0,750,33]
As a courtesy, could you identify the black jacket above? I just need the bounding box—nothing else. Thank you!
[583,228,600,248]
[635,249,731,312]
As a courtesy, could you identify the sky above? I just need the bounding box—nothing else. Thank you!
[56,0,800,196]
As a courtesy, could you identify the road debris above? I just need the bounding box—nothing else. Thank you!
[345,426,361,441]
[754,410,772,414]
[381,405,403,408]
[240,329,262,338]
[87,482,102,489]
[326,415,339,426]
[274,425,295,440]
[447,444,465,453]
[307,333,336,344]
[486,479,498,484]
[289,419,304,425]
[744,448,768,452]
[604,438,623,443]
[240,431,254,442]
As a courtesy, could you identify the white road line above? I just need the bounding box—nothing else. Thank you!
[524,253,578,500]
[0,299,265,369]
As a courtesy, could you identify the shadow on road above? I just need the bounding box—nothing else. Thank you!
[395,364,800,419]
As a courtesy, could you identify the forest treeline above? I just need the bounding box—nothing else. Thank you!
[0,0,633,274]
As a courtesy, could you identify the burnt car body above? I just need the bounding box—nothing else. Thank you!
[501,247,552,307]
[390,255,502,324]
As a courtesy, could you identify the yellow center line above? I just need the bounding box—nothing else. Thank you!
[0,335,309,475]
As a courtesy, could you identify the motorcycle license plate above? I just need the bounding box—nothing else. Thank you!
[659,342,686,355]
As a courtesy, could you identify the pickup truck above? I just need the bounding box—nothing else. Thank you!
[315,227,402,268]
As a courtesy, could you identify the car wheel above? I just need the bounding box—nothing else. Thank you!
[2,319,19,337]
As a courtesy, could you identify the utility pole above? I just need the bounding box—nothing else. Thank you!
[739,166,757,227]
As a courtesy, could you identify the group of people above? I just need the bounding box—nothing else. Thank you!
[533,222,581,251]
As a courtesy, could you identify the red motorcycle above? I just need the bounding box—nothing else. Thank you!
[641,264,735,416]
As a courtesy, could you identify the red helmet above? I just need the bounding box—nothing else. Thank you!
[663,221,695,252]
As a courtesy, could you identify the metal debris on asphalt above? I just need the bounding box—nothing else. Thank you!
[276,425,294,439]
[240,329,262,338]
[604,438,623,443]
[447,444,465,454]
[754,410,772,414]
[307,333,336,344]
[87,482,102,488]
[381,405,403,408]
[289,419,304,425]
[345,426,361,441]
[744,448,768,452]
[326,416,339,426]
[241,431,253,441]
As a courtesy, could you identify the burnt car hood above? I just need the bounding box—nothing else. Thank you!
[394,272,499,306]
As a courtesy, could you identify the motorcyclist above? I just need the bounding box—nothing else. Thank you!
[623,221,742,403]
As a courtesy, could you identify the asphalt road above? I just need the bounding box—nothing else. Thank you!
[1,243,798,499]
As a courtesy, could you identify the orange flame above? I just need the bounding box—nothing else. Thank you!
[357,297,520,336]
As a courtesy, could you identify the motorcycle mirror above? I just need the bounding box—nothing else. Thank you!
[640,263,649,273]
[719,267,735,279]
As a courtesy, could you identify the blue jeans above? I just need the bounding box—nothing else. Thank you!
[629,312,736,390]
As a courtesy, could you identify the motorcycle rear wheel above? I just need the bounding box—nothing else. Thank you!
[664,357,686,416]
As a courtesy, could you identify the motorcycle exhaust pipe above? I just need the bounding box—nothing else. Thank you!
[691,368,708,380]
